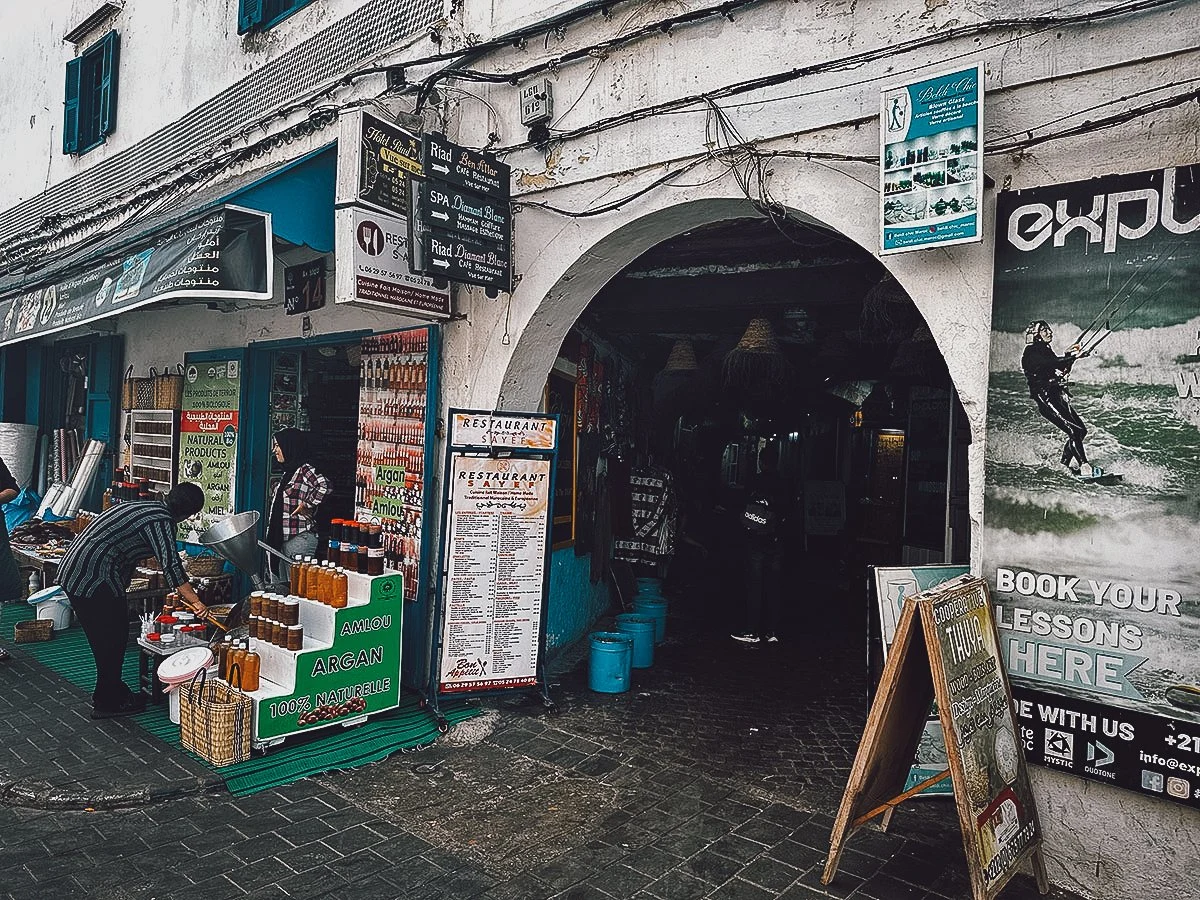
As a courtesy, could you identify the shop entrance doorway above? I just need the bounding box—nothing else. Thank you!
[534,214,969,790]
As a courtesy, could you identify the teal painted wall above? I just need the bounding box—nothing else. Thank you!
[545,547,611,653]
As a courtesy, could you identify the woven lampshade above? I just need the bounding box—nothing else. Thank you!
[662,339,699,372]
[723,317,790,394]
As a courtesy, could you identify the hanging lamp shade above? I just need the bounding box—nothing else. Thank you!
[662,339,699,373]
[723,317,790,392]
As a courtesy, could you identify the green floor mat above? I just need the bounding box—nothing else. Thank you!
[2,603,477,796]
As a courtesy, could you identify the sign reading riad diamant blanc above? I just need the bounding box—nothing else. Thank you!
[984,164,1200,810]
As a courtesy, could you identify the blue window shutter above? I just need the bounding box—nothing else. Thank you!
[63,56,82,154]
[97,30,119,139]
[238,0,264,34]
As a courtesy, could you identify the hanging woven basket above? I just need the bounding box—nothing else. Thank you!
[723,318,791,393]
[661,339,699,373]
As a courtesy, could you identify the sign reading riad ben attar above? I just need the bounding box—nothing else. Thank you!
[983,164,1200,809]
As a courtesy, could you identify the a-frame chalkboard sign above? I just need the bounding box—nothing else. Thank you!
[824,575,1049,900]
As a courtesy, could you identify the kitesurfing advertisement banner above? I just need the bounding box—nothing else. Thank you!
[879,64,983,255]
[984,165,1200,810]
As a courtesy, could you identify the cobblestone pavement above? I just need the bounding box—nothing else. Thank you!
[0,592,1083,900]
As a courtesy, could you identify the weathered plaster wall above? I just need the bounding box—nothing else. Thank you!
[0,0,374,209]
[439,2,1200,897]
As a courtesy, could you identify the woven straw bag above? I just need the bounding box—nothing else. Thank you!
[180,668,252,767]
[154,364,185,411]
[122,366,156,410]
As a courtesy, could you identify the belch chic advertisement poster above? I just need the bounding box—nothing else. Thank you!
[983,165,1200,809]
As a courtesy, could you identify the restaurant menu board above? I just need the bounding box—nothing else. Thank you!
[880,64,983,254]
[438,455,551,693]
[355,327,430,603]
[924,577,1041,897]
[178,355,242,542]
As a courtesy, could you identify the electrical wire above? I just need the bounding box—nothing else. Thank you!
[491,0,1186,153]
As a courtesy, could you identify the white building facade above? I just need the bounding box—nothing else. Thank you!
[1,2,1198,897]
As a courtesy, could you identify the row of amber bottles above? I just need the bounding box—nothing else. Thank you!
[289,557,348,608]
[217,638,260,691]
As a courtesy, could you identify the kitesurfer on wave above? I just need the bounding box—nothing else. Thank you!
[1021,320,1100,478]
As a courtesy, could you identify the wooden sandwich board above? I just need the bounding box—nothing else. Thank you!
[824,575,1048,900]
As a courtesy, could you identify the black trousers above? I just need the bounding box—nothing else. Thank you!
[744,545,782,637]
[67,583,132,707]
[1032,386,1088,468]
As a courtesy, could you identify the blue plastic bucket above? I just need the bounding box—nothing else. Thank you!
[614,613,656,668]
[633,597,668,644]
[635,577,664,599]
[589,631,633,693]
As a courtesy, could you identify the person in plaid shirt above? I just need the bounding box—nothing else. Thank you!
[266,429,330,579]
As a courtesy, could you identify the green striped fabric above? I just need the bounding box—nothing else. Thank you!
[2,602,476,795]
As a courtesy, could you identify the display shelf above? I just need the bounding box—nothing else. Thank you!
[129,410,178,491]
[221,570,404,747]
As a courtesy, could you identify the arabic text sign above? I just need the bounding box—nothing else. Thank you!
[0,207,272,347]
[880,64,983,254]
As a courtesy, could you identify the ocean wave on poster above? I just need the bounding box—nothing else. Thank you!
[989,318,1200,385]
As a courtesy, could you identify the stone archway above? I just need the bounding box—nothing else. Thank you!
[462,169,993,549]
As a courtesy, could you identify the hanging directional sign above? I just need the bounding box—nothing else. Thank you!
[423,228,511,290]
[409,133,513,292]
[416,180,510,244]
[423,133,510,199]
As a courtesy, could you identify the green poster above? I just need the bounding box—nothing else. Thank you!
[178,356,241,542]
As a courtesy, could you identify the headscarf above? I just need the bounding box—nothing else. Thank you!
[267,428,312,548]
[273,428,311,483]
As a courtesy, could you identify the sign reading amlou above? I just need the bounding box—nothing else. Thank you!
[423,132,510,198]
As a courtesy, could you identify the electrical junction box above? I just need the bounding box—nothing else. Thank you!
[519,79,554,126]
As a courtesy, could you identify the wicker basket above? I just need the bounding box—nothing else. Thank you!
[14,619,54,643]
[184,555,227,578]
[154,365,185,411]
[180,669,252,767]
[122,366,156,410]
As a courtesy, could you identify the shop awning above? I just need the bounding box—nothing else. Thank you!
[0,145,336,348]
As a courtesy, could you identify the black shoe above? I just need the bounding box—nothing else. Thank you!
[0,647,11,664]
[91,692,147,720]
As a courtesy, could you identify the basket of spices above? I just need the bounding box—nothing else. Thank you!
[14,619,54,643]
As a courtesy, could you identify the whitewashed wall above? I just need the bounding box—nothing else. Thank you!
[438,2,1200,898]
[0,0,373,210]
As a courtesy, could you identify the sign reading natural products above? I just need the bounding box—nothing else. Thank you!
[825,576,1046,900]
[439,454,552,693]
[984,164,1200,810]
[178,354,241,543]
[880,64,983,254]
